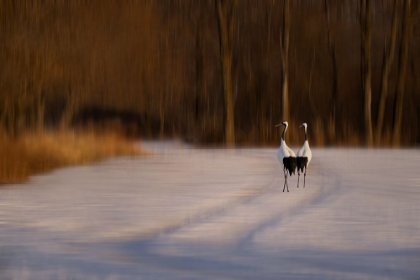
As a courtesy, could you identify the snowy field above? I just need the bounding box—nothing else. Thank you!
[0,141,420,279]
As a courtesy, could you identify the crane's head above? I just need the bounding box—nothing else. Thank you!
[299,123,307,129]
[275,121,288,128]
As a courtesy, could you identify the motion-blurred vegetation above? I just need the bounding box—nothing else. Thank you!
[0,130,141,183]
[0,0,419,147]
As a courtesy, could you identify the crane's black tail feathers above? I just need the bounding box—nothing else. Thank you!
[297,157,308,173]
[283,157,297,176]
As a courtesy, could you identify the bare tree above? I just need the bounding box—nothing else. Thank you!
[376,0,399,144]
[216,0,238,147]
[2,1,420,146]
[324,0,339,137]
[393,0,412,145]
[361,0,373,146]
[60,87,79,130]
[280,0,291,122]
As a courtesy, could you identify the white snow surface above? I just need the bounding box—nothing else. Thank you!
[1,141,420,279]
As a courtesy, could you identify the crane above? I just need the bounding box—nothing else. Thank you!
[276,121,296,192]
[296,123,312,188]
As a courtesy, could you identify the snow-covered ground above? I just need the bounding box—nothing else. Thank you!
[0,141,419,279]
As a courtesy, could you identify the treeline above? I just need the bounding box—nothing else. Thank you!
[0,0,419,146]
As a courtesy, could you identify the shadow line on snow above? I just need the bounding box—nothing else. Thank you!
[235,165,345,251]
[138,176,280,241]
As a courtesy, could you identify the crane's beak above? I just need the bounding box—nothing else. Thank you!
[275,123,282,127]
[299,124,304,128]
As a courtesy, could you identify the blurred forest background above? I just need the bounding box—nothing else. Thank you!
[1,0,419,147]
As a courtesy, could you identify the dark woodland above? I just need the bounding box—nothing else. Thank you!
[1,0,419,146]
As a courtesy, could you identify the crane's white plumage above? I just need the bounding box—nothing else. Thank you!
[275,121,296,192]
[278,137,296,161]
[297,140,312,163]
[296,123,312,188]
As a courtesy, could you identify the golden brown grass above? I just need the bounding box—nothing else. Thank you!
[0,130,143,184]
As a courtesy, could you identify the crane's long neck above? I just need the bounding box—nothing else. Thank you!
[304,127,307,141]
[282,125,287,141]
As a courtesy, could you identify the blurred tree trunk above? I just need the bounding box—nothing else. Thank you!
[393,0,412,145]
[280,0,290,122]
[361,0,373,146]
[0,96,5,132]
[324,0,338,140]
[1,97,11,135]
[159,96,165,138]
[195,17,204,141]
[60,88,78,130]
[216,0,237,147]
[36,92,45,132]
[11,97,25,137]
[307,49,318,120]
[376,0,399,145]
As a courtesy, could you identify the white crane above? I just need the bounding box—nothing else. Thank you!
[296,123,312,188]
[276,121,296,192]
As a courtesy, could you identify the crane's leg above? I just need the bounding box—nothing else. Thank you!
[303,167,306,188]
[283,169,289,192]
[297,171,300,188]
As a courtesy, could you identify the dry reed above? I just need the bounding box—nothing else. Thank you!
[0,130,142,184]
